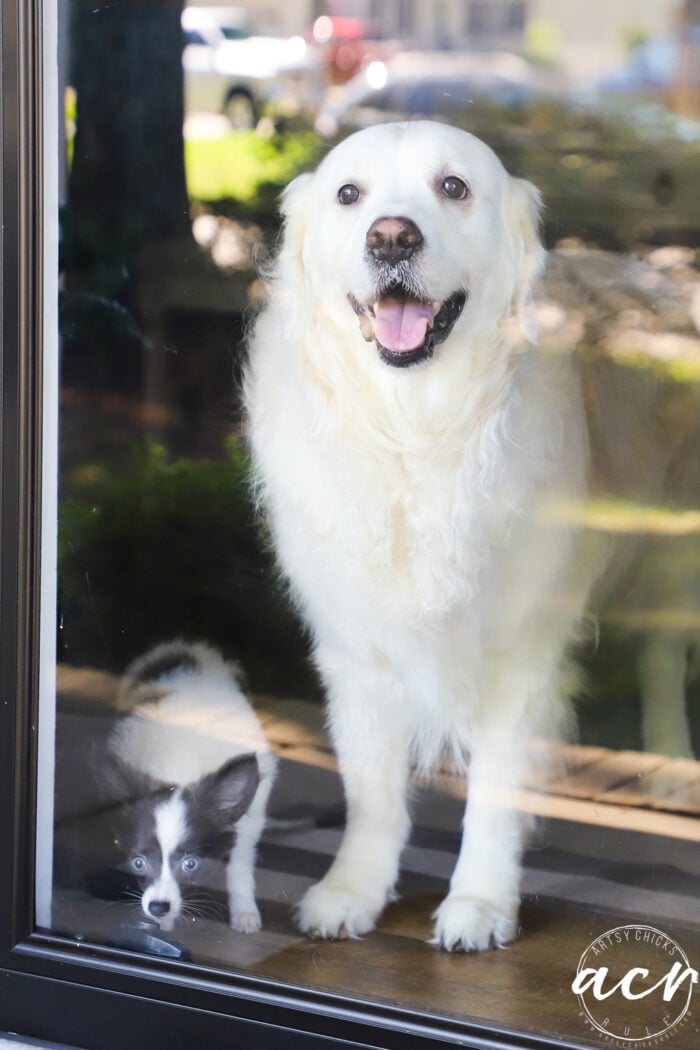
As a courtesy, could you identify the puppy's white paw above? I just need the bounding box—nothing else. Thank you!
[296,880,384,939]
[230,904,262,934]
[431,894,518,952]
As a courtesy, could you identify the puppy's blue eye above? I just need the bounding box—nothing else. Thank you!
[130,855,147,874]
[441,176,469,201]
[338,184,360,205]
[181,856,199,874]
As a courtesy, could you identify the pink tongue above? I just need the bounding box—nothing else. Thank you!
[373,298,436,352]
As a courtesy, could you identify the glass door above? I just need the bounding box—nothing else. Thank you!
[20,1,700,1047]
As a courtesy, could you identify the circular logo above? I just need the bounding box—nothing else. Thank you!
[572,924,697,1046]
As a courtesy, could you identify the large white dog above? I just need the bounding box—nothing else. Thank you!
[244,121,694,951]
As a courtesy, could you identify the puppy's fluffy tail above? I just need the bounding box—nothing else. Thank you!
[116,639,245,710]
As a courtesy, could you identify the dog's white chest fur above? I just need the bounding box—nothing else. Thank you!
[249,327,588,654]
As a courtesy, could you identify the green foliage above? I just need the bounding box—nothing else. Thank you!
[59,440,319,697]
[185,129,323,211]
[579,634,700,752]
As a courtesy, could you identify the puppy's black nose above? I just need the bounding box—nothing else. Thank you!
[148,900,171,918]
[366,217,423,265]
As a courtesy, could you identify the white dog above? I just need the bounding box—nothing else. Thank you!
[244,121,695,951]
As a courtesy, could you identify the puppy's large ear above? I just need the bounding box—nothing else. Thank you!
[276,172,314,289]
[190,753,260,828]
[504,176,546,345]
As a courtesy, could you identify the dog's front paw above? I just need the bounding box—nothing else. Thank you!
[431,894,518,952]
[296,880,384,939]
[230,903,262,934]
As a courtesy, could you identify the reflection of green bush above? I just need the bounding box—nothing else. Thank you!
[580,635,699,752]
[185,129,322,211]
[59,440,319,697]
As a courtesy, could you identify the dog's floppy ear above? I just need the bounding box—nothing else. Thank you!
[504,176,546,345]
[277,172,314,288]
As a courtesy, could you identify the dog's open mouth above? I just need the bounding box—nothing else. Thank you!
[349,286,467,368]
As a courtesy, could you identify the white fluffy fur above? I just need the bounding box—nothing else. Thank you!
[244,121,690,951]
[109,640,276,932]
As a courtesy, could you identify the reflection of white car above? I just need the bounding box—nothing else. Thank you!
[315,51,547,137]
[182,6,316,128]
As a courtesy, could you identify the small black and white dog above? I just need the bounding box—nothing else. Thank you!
[103,640,276,933]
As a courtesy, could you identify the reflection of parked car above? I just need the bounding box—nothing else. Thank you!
[304,15,392,85]
[182,6,316,129]
[315,51,547,136]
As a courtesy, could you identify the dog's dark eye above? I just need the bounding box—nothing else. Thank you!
[181,856,200,874]
[130,855,147,874]
[441,176,469,201]
[338,183,360,206]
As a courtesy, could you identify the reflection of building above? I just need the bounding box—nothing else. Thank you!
[531,0,682,79]
[332,0,684,78]
[186,1,690,86]
[339,0,527,48]
[184,1,529,47]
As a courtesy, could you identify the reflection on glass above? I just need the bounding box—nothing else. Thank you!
[47,2,699,1046]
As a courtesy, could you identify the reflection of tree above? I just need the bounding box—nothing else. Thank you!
[68,0,189,254]
[64,0,211,415]
[60,4,315,690]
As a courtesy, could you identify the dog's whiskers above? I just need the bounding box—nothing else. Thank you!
[372,259,428,301]
[181,895,228,922]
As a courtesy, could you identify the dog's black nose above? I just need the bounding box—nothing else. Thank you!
[148,900,171,918]
[366,217,423,265]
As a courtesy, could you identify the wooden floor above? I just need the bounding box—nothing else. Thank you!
[256,693,700,830]
[252,695,700,1047]
[59,663,700,823]
[251,895,699,1049]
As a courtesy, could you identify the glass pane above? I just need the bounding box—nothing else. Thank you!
[41,1,699,1045]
